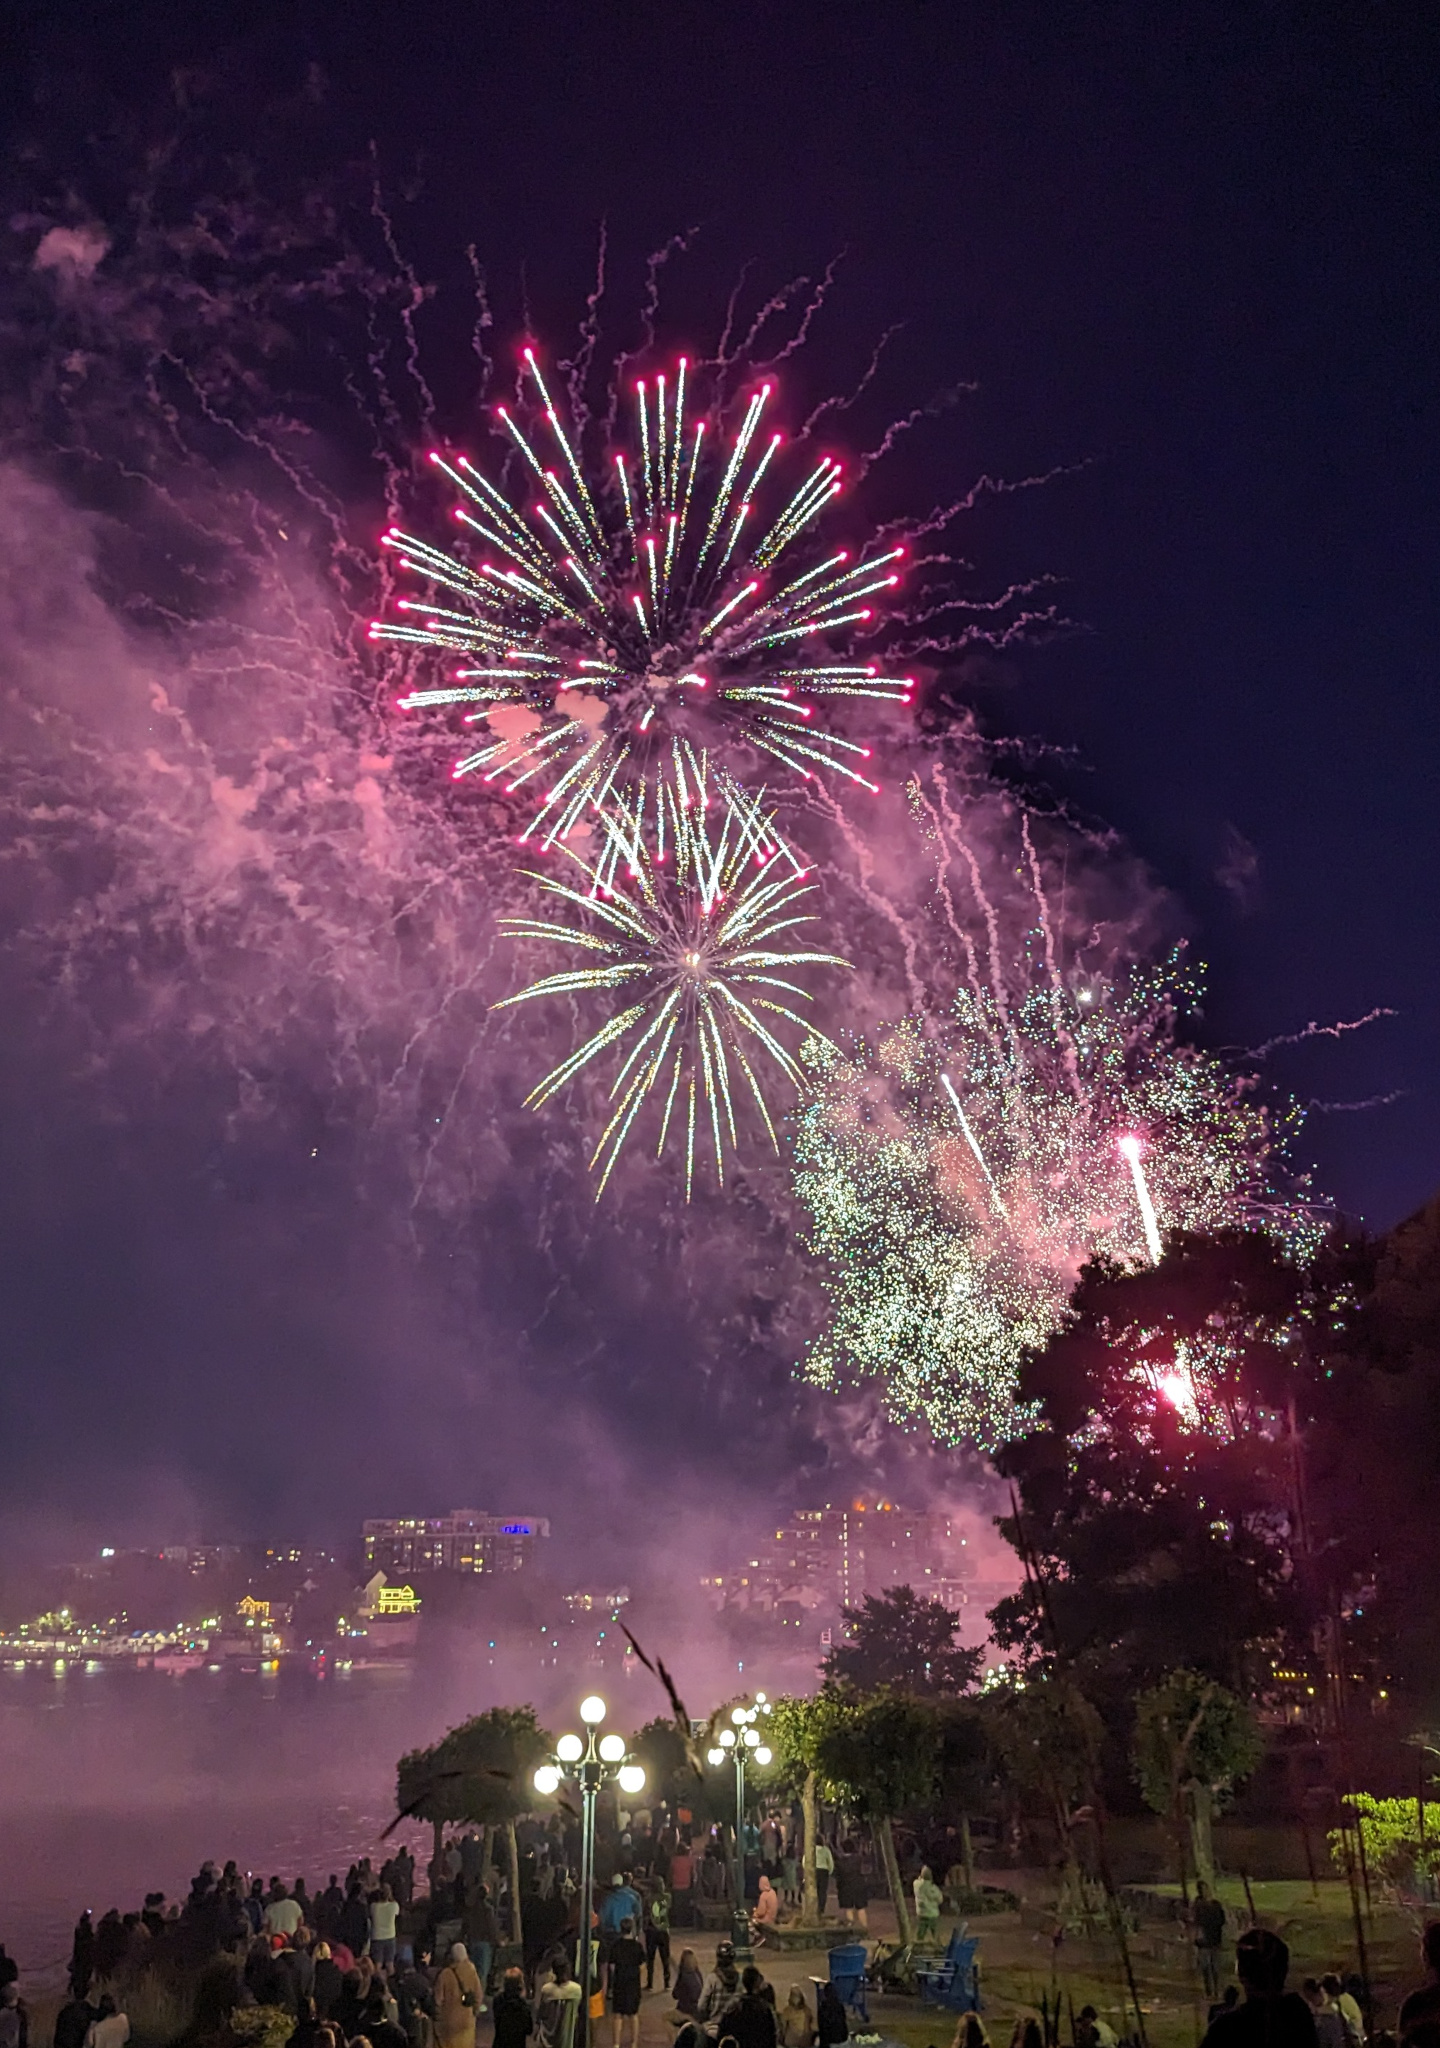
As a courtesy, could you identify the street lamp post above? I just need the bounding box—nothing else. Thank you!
[535,1695,646,2048]
[707,1693,773,1957]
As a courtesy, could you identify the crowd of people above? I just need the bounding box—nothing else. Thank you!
[37,1837,861,2048]
[20,1802,1440,2048]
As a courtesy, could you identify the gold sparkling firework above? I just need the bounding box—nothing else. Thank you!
[495,764,848,1197]
[793,962,1314,1446]
[370,350,911,844]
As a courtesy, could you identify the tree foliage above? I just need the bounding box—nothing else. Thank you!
[1133,1669,1263,1886]
[632,1716,726,1829]
[982,1674,1101,1834]
[823,1585,983,1697]
[810,1685,942,1819]
[992,1231,1318,1704]
[1328,1794,1440,1903]
[397,1703,552,1832]
[810,1685,941,1943]
[1132,1671,1263,1815]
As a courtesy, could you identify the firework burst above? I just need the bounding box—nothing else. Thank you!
[793,961,1316,1446]
[370,350,913,842]
[496,762,848,1196]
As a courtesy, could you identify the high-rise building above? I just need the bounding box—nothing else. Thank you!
[705,1500,978,1620]
[362,1510,550,1576]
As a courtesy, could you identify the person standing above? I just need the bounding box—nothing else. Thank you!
[813,1842,834,1920]
[834,1843,867,1932]
[536,1959,581,2048]
[316,1879,345,1944]
[69,1916,94,2001]
[607,1921,644,2048]
[54,1993,96,2048]
[669,1841,694,1922]
[1193,1885,1228,2004]
[490,1969,533,2048]
[913,1867,943,1944]
[599,1878,640,1954]
[644,1880,671,1992]
[266,1888,305,1943]
[371,1887,401,1974]
[312,1946,343,2021]
[435,1944,483,2048]
[462,1886,497,2012]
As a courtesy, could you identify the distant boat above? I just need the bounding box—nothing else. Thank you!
[152,1652,206,1674]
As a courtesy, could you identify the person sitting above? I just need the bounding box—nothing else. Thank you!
[1304,1980,1347,2048]
[750,1878,780,1944]
[723,1967,777,2048]
[1076,2007,1117,2048]
[779,1986,815,2048]
[815,1983,848,2048]
[1323,1976,1364,2048]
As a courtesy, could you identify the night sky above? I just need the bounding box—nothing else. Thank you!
[1,0,1436,1551]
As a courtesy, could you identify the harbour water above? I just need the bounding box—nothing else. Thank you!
[0,1659,444,1981]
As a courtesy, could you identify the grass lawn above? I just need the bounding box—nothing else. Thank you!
[748,1881,1420,2048]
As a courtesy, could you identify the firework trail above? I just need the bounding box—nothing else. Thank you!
[793,959,1318,1447]
[1117,1132,1163,1263]
[371,350,914,845]
[497,764,846,1196]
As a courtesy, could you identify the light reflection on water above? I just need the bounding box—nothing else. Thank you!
[0,1661,441,1981]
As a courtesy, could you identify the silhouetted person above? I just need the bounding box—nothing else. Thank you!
[316,1879,345,1944]
[339,1886,370,1959]
[1194,1883,1229,2002]
[1201,1929,1318,2048]
[491,1969,533,2048]
[92,1913,128,1982]
[1401,1926,1440,2045]
[286,1998,330,2048]
[245,1939,285,2010]
[673,1949,703,2019]
[55,1995,96,2048]
[607,1920,644,2048]
[70,1914,94,1999]
[815,1983,848,2048]
[724,1967,778,2048]
[362,1988,409,2048]
[335,1970,369,2042]
[312,1947,343,2021]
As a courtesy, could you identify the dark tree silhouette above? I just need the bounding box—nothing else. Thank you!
[822,1584,983,1696]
